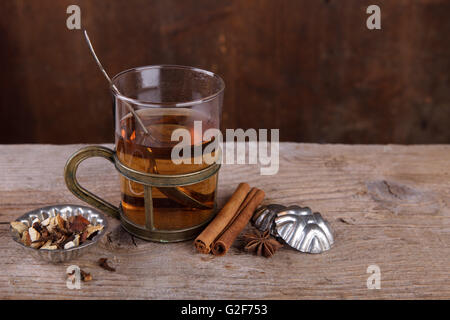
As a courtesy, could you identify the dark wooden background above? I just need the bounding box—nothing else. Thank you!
[1,0,449,144]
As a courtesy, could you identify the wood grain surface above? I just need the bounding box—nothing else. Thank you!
[0,143,449,299]
[1,0,450,144]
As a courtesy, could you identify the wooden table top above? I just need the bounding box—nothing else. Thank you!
[0,143,449,299]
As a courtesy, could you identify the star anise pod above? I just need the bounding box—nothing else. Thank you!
[242,229,283,258]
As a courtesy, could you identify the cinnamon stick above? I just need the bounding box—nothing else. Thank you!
[236,187,258,215]
[211,188,265,256]
[194,183,250,254]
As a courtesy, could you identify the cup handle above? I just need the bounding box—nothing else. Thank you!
[64,146,120,219]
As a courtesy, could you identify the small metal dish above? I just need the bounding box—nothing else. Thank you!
[10,204,108,263]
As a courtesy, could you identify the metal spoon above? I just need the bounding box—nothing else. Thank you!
[82,30,211,210]
[83,30,149,135]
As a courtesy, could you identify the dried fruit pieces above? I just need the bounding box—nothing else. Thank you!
[10,221,28,234]
[21,230,31,246]
[40,240,57,250]
[81,225,103,242]
[68,215,90,233]
[98,258,116,272]
[67,268,93,283]
[80,269,93,282]
[10,214,103,250]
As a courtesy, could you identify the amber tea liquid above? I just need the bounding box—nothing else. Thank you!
[116,108,218,230]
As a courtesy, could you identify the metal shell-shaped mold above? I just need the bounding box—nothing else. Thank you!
[274,206,334,254]
[10,204,108,264]
[252,204,286,236]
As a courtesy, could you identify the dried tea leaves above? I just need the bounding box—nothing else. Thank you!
[10,214,103,250]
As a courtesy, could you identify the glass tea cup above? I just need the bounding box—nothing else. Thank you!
[65,65,224,242]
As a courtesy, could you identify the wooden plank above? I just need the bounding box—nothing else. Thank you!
[0,143,449,299]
